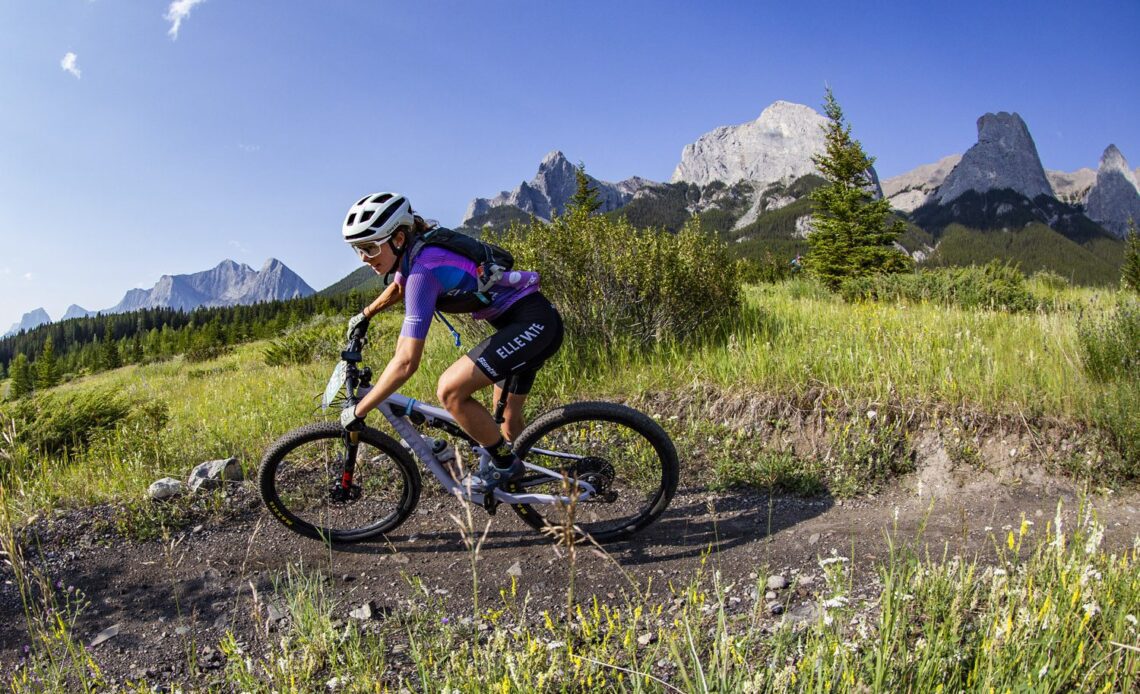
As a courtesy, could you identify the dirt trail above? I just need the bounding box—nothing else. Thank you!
[2,466,1138,687]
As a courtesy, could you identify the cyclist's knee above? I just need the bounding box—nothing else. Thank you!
[436,377,468,411]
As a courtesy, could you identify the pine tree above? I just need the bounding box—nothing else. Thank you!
[805,88,912,289]
[1123,217,1140,293]
[567,163,603,216]
[100,337,121,370]
[34,335,60,389]
[10,353,33,398]
[130,334,144,363]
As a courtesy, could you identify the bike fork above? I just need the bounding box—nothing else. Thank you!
[332,431,360,501]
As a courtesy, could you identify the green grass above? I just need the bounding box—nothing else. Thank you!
[1,280,1137,521]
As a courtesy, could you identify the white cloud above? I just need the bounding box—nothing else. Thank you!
[238,143,260,153]
[227,240,250,254]
[0,267,10,276]
[60,52,81,79]
[23,273,34,281]
[165,0,206,40]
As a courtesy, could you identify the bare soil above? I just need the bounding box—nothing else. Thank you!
[2,406,1138,689]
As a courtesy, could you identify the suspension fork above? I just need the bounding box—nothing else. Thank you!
[339,430,360,490]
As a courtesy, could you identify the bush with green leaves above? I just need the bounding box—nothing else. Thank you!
[0,388,166,459]
[263,315,344,366]
[500,211,741,351]
[839,261,1040,312]
[1077,299,1140,382]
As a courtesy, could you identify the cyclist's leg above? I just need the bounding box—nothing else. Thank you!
[439,292,563,445]
[436,359,500,446]
[492,384,527,443]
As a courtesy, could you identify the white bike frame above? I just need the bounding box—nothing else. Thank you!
[366,390,597,506]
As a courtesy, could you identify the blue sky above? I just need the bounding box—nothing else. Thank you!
[2,0,1138,330]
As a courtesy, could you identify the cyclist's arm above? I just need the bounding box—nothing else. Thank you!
[362,281,404,318]
[353,336,424,418]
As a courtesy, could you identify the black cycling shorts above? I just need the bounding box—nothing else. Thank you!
[466,292,564,395]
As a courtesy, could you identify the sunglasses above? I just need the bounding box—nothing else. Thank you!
[352,240,387,259]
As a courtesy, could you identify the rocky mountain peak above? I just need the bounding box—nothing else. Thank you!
[1086,144,1140,239]
[62,304,94,321]
[3,308,51,338]
[462,152,656,226]
[936,112,1052,205]
[1100,144,1132,176]
[671,101,829,188]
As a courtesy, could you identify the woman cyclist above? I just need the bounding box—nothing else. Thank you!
[338,192,563,493]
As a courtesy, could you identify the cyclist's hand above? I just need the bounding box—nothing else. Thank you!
[340,404,365,432]
[346,312,370,339]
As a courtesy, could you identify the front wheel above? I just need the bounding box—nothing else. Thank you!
[258,422,421,543]
[509,402,679,543]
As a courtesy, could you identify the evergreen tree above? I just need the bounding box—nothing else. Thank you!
[1123,217,1140,293]
[34,335,59,389]
[130,334,144,363]
[100,337,121,370]
[805,88,911,289]
[10,353,33,398]
[568,163,603,216]
[0,360,6,380]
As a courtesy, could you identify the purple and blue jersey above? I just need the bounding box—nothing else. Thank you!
[393,246,540,340]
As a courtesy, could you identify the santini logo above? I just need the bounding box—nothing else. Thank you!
[495,322,545,360]
[477,357,499,378]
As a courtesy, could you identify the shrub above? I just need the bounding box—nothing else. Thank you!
[1077,299,1140,382]
[500,211,742,351]
[184,343,233,363]
[264,316,343,366]
[0,389,135,457]
[840,261,1040,312]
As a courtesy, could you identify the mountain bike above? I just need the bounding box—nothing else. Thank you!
[257,328,679,544]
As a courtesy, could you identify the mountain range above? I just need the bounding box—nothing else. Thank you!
[4,259,314,339]
[445,101,1136,287]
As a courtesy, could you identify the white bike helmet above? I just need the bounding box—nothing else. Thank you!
[342,192,414,246]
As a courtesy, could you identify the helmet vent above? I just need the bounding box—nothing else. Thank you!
[346,213,357,226]
[360,210,374,222]
[356,196,369,206]
[372,194,392,204]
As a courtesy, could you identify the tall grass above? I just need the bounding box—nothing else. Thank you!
[2,280,1136,520]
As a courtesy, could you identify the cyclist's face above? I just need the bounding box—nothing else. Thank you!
[359,231,404,275]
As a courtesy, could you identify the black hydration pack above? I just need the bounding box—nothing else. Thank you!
[401,227,515,314]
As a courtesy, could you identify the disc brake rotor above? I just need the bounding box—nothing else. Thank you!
[573,456,616,501]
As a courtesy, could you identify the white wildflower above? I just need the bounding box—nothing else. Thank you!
[867,409,877,420]
[819,556,849,567]
[1125,614,1137,626]
[822,596,849,609]
[1083,601,1100,618]
[993,568,1007,577]
[1038,664,1048,679]
[1084,522,1105,556]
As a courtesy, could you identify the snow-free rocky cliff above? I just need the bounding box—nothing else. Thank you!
[107,259,314,314]
[1085,145,1140,239]
[935,112,1052,205]
[672,101,830,189]
[3,308,52,338]
[462,151,654,226]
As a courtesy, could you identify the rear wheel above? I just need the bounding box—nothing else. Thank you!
[258,422,421,543]
[509,402,679,543]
